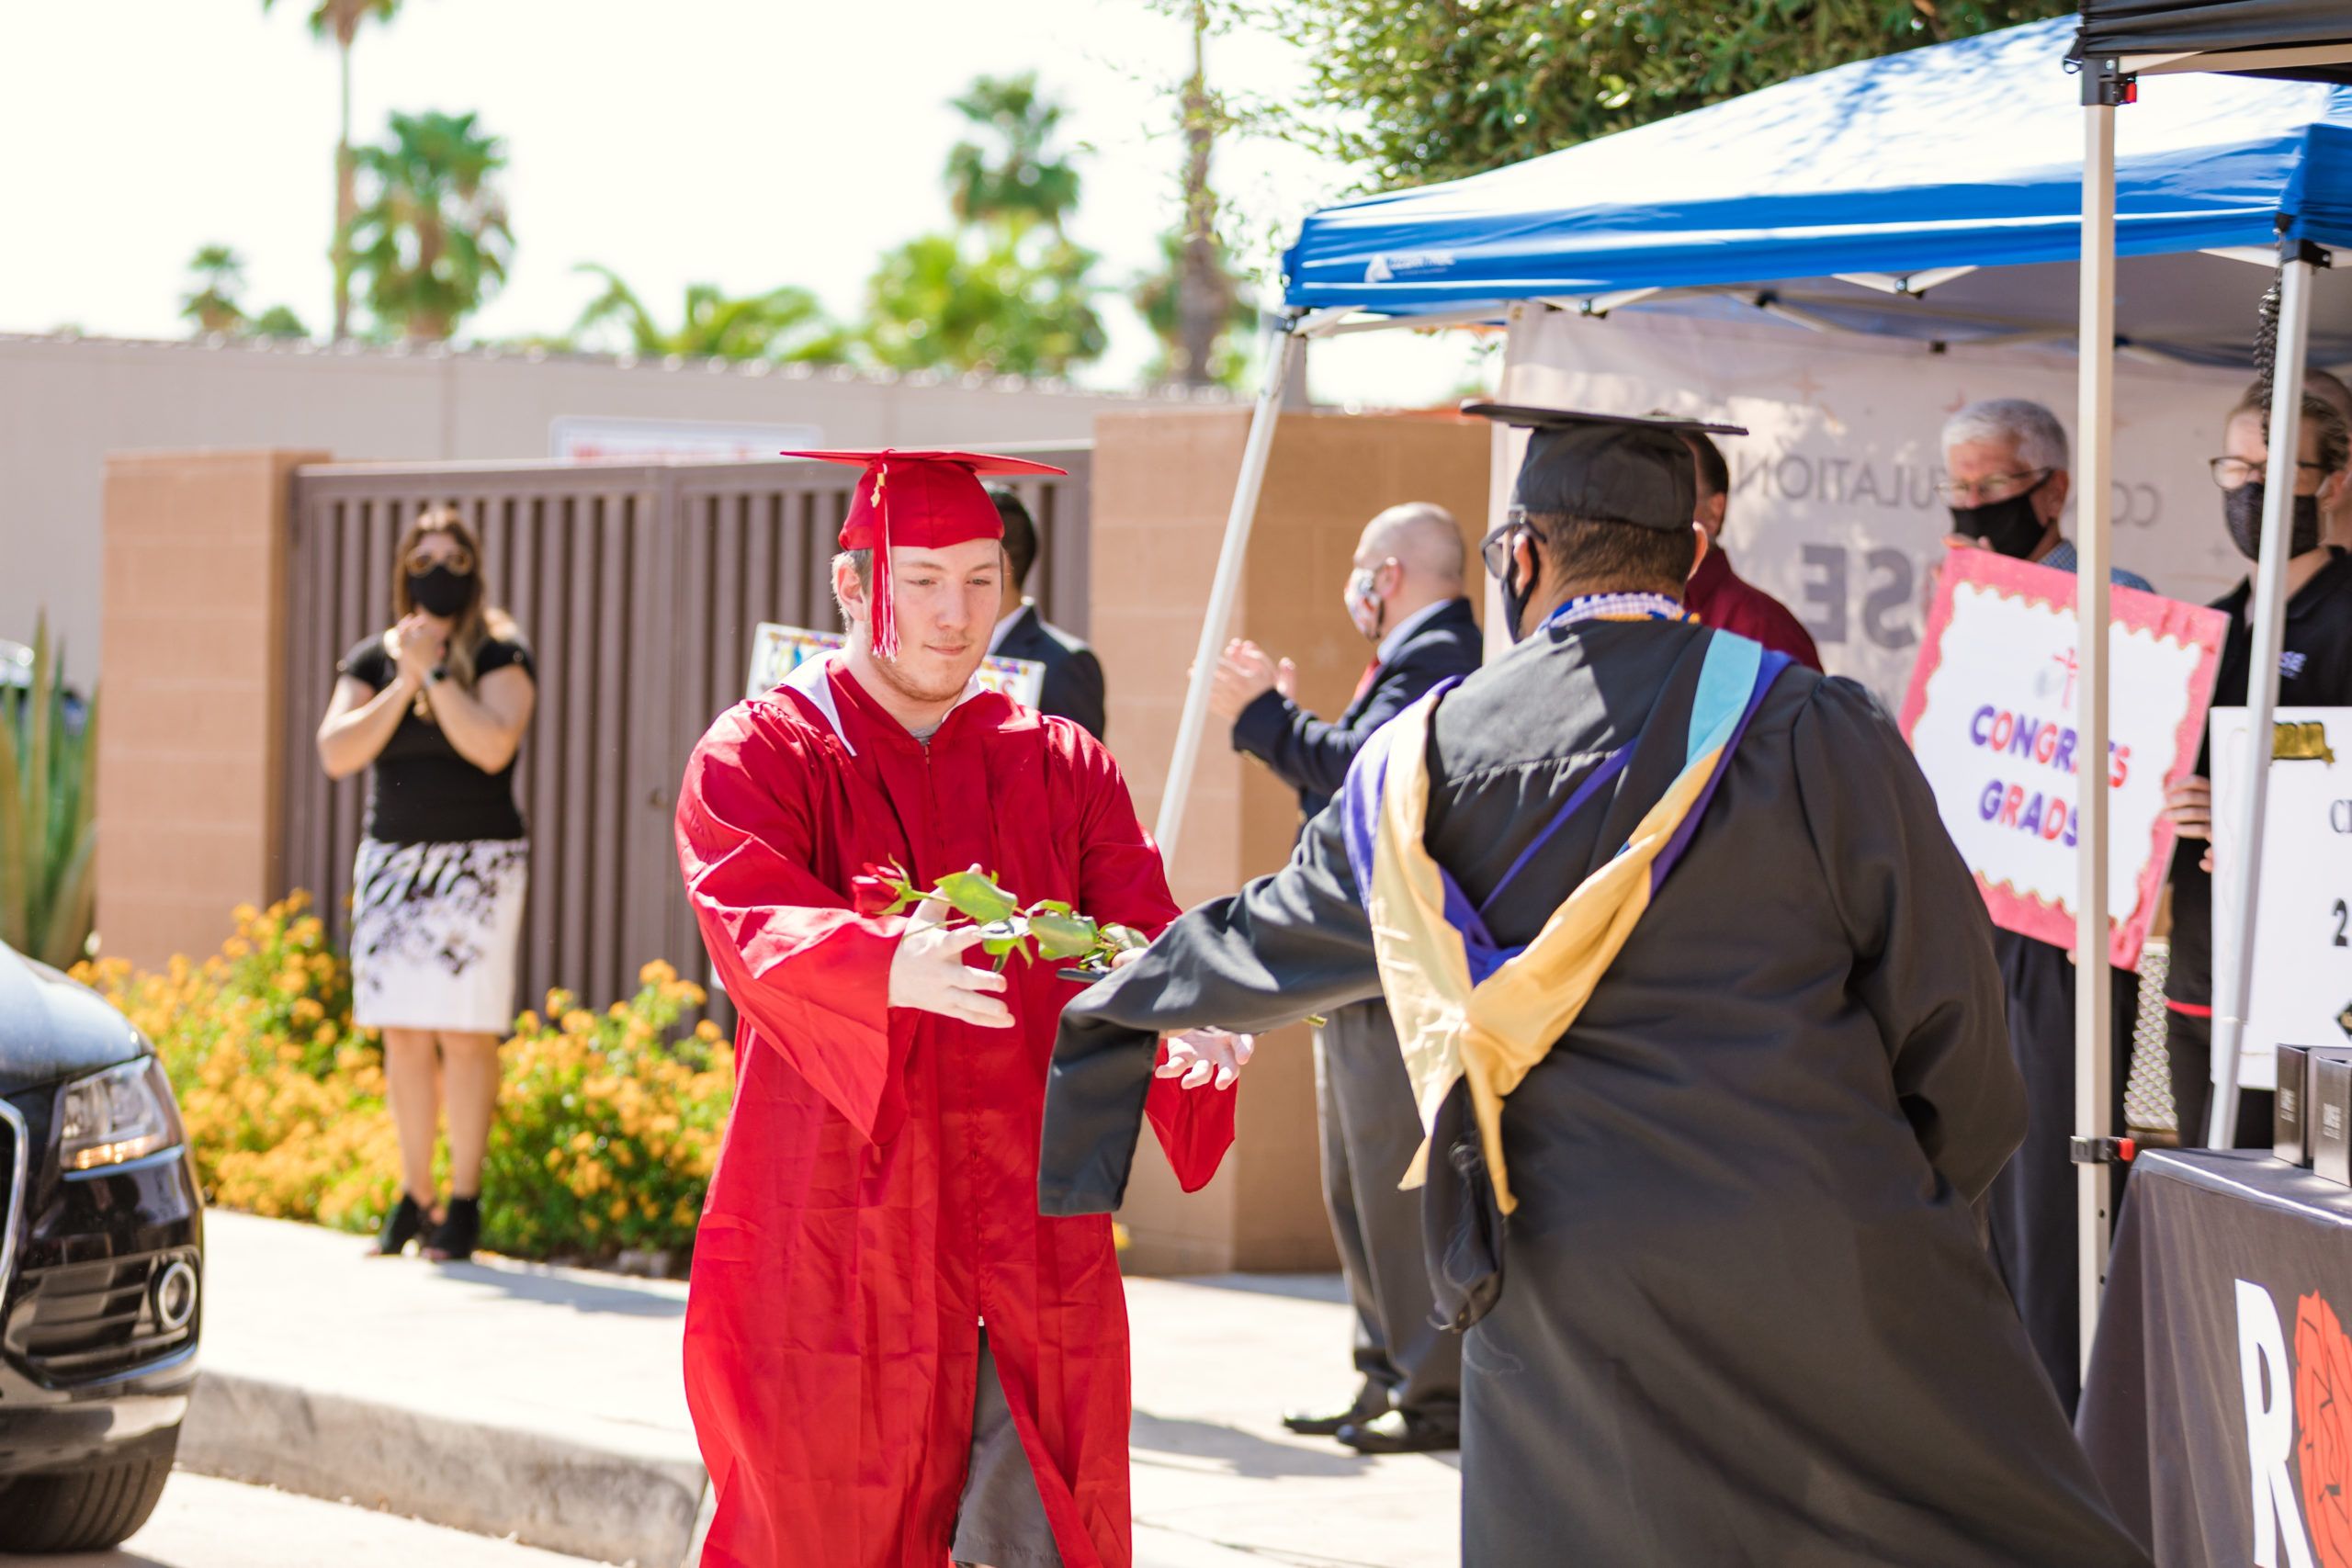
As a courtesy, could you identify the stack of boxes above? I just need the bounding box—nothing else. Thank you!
[2277,1043,2352,1181]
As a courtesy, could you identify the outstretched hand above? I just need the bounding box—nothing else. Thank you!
[1108,948,1255,1089]
[888,897,1012,1028]
[1159,1029,1254,1090]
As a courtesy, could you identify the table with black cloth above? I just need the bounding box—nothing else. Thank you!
[2079,1148,2352,1566]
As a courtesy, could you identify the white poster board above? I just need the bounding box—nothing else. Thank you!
[2210,706,2352,1089]
[746,622,1046,709]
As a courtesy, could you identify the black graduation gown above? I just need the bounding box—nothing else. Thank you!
[1043,619,2148,1568]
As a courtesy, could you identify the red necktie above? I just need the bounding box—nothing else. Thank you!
[1351,660,1382,705]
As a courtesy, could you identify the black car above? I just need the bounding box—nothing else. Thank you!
[0,942,203,1553]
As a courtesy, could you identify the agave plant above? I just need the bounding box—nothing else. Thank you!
[0,617,97,967]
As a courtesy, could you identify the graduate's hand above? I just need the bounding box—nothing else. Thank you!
[1209,639,1281,721]
[1275,658,1297,701]
[2165,775,2212,840]
[1158,1028,1253,1091]
[888,898,1012,1028]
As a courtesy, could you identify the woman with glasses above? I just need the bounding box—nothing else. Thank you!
[316,506,537,1262]
[2164,390,2352,1153]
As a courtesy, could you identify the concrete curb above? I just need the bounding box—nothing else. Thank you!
[181,1368,707,1568]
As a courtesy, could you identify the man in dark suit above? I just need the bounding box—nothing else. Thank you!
[1208,502,1482,1453]
[989,489,1107,739]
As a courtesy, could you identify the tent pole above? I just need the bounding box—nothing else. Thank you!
[2210,251,2318,1145]
[2075,97,2120,1377]
[1152,326,1306,858]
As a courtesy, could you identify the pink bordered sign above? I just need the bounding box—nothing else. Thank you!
[1897,547,2227,970]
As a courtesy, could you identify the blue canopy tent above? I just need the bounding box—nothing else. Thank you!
[1152,11,2352,1369]
[1275,16,2352,344]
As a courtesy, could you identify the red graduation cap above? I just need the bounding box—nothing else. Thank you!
[782,448,1068,660]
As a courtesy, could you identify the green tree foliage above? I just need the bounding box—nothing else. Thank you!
[250,305,312,340]
[262,0,405,341]
[180,244,249,335]
[570,265,849,364]
[863,232,1107,378]
[0,617,96,969]
[349,109,514,342]
[946,73,1083,235]
[861,75,1104,378]
[1232,0,2072,189]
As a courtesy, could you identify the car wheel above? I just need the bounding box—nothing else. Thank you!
[0,1427,177,1553]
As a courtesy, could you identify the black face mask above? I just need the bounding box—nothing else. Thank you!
[2223,482,2324,562]
[407,565,476,618]
[1500,535,1538,644]
[1948,472,2053,560]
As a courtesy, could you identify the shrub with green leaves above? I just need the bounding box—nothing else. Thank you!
[0,616,96,967]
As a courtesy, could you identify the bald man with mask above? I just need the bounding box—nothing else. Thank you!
[1209,502,1482,1453]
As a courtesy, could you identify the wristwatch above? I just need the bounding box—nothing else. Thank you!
[426,667,448,685]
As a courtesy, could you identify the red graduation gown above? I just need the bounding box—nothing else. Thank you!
[674,660,1234,1568]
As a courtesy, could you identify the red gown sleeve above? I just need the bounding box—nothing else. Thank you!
[675,704,909,1142]
[1064,725,1238,1193]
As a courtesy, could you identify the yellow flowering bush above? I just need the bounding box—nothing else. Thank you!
[485,962,733,1260]
[74,895,734,1266]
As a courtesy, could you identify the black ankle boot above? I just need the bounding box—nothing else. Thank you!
[376,1192,432,1257]
[424,1196,481,1262]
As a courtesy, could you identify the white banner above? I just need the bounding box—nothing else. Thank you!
[1498,306,2253,705]
[2211,706,2352,1089]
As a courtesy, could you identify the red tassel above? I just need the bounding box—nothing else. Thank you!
[868,462,897,660]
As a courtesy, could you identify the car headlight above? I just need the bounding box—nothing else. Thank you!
[59,1058,182,1171]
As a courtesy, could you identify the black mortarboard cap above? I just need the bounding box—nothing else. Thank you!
[1464,402,1749,533]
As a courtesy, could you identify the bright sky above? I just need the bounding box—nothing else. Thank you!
[0,0,1487,402]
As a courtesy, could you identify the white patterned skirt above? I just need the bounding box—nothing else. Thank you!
[350,838,530,1034]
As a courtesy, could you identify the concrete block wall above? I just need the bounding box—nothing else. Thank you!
[1091,409,1491,1275]
[97,450,322,969]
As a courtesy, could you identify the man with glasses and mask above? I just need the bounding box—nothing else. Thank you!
[1938,396,2151,1416]
[2163,391,2352,1153]
[1041,404,2146,1567]
[1204,501,1479,1454]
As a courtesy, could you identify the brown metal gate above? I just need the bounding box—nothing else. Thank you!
[277,449,1091,1015]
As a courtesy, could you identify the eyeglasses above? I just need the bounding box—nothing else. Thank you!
[406,545,475,575]
[1934,468,2051,506]
[1479,517,1531,581]
[2209,456,2333,490]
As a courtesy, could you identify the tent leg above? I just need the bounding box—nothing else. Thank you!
[2075,99,2119,1380]
[2210,253,2318,1144]
[1152,326,1306,858]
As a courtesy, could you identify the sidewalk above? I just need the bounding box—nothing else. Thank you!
[185,1213,1460,1568]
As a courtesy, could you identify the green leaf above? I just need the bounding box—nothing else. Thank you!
[935,866,1021,925]
[1099,923,1149,953]
[1026,910,1099,960]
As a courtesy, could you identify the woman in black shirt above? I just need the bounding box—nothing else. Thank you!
[318,507,537,1262]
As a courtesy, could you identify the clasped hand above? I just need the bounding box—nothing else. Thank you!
[1205,638,1296,722]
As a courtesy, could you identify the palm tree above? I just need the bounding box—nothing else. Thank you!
[262,0,405,343]
[945,74,1082,237]
[571,266,848,363]
[179,244,249,335]
[349,110,514,343]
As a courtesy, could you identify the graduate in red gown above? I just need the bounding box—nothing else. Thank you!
[673,448,1244,1568]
